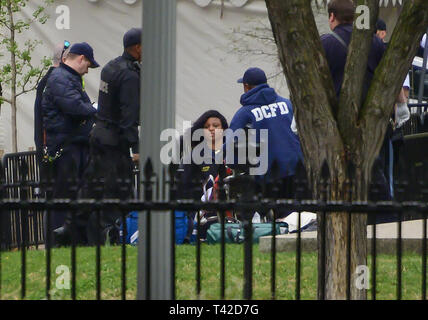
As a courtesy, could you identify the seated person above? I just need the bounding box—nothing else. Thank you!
[176,110,230,240]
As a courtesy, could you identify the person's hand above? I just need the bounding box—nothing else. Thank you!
[132,153,140,163]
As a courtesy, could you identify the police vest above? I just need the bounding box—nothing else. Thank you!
[96,56,140,125]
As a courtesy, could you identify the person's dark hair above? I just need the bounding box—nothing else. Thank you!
[180,110,229,157]
[328,0,355,24]
[191,110,228,148]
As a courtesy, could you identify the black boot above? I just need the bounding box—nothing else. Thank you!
[52,226,72,247]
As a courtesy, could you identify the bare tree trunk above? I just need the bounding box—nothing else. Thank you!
[0,83,2,116]
[316,164,370,299]
[7,0,18,153]
[265,0,428,299]
[11,101,17,153]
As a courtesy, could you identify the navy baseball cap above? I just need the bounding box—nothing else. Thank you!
[375,19,387,31]
[69,42,99,68]
[237,67,267,85]
[123,28,142,48]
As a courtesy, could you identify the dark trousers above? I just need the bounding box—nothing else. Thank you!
[252,175,296,221]
[44,143,90,245]
[79,143,134,245]
[269,176,295,220]
[367,156,397,225]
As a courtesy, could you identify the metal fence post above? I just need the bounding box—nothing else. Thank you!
[137,0,176,300]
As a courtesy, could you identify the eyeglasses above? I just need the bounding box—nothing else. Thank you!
[61,40,71,60]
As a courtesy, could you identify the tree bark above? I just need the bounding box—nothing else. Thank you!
[265,0,428,299]
[338,0,378,147]
[7,0,17,153]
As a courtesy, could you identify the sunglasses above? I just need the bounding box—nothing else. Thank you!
[60,40,71,60]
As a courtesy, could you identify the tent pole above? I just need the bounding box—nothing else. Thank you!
[137,0,176,300]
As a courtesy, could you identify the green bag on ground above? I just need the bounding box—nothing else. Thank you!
[206,222,287,244]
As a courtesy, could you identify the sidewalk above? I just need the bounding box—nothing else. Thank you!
[259,219,428,254]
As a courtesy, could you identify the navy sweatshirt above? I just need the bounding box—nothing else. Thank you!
[225,84,303,180]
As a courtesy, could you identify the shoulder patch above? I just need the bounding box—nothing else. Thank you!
[201,166,210,172]
[99,80,109,94]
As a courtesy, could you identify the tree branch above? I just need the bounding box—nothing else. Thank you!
[16,67,46,99]
[338,0,379,149]
[265,0,345,188]
[359,0,428,173]
[0,95,12,104]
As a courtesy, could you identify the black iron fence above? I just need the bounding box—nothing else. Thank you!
[0,126,427,300]
[1,152,44,250]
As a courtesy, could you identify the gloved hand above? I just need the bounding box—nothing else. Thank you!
[395,102,410,128]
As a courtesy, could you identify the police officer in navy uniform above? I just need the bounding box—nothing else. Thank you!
[82,28,142,245]
[41,42,99,245]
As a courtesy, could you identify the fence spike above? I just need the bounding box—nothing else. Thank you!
[144,157,154,181]
[0,160,4,198]
[191,173,202,201]
[321,160,330,181]
[168,163,178,181]
[346,160,355,181]
[19,158,29,182]
[294,160,306,180]
[369,160,383,201]
[218,163,226,180]
[271,159,281,181]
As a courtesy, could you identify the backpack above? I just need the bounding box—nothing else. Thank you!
[119,211,139,245]
[118,211,194,245]
[175,211,193,244]
[206,222,288,244]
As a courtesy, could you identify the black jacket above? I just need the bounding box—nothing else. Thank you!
[177,148,224,200]
[34,66,55,158]
[93,51,140,153]
[41,63,97,155]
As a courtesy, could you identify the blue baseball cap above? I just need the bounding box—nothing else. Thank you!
[123,28,142,48]
[69,42,99,68]
[237,67,267,86]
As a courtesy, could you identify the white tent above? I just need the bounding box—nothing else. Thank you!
[0,0,405,153]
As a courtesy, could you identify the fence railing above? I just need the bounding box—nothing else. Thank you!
[0,136,427,300]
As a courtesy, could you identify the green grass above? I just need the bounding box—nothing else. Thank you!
[0,244,426,300]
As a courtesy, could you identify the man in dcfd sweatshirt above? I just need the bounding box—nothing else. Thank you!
[225,67,303,214]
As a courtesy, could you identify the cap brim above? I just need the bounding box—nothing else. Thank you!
[237,78,243,83]
[89,58,100,68]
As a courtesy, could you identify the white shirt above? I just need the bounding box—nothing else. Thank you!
[403,73,410,90]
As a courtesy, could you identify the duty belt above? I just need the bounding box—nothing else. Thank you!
[42,145,63,163]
